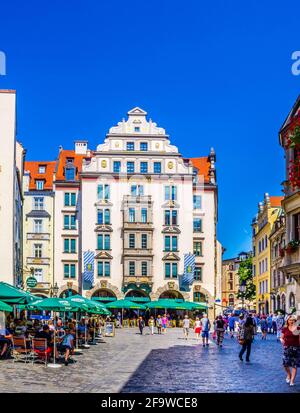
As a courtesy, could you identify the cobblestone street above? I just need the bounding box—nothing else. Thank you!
[0,328,299,393]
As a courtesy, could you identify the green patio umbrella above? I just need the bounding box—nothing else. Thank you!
[105,299,146,310]
[186,302,210,310]
[28,297,80,369]
[0,299,13,312]
[66,295,110,315]
[0,282,38,304]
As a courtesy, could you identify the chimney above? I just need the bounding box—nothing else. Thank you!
[74,140,88,154]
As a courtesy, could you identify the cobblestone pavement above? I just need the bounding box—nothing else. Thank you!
[0,328,299,393]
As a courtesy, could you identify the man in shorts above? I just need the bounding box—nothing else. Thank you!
[183,315,190,340]
[201,314,211,347]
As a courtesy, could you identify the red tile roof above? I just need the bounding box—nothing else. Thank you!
[269,196,284,207]
[55,150,91,182]
[189,157,211,183]
[25,161,56,190]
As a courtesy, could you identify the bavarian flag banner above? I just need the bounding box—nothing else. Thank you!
[182,253,195,285]
[83,250,95,285]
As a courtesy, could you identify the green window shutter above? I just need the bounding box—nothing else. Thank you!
[64,264,69,278]
[172,263,178,278]
[71,193,76,206]
[71,239,76,253]
[71,215,76,229]
[64,215,69,229]
[97,234,103,250]
[98,261,103,277]
[165,263,171,278]
[105,262,110,277]
[70,264,76,278]
[64,239,69,253]
[64,193,70,206]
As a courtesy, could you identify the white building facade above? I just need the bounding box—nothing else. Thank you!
[0,90,24,286]
[80,108,220,314]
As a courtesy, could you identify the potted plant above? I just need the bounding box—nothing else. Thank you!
[285,240,300,254]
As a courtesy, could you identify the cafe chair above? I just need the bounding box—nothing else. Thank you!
[12,336,31,364]
[31,338,51,367]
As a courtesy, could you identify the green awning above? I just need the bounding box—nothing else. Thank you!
[126,297,151,303]
[92,297,117,302]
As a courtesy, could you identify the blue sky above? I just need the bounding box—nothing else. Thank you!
[0,0,299,258]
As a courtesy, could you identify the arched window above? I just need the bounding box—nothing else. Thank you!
[289,293,295,309]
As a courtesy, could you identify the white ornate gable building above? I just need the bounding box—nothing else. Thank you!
[80,108,221,312]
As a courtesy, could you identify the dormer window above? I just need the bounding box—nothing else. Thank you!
[38,165,46,174]
[127,142,135,151]
[36,180,44,190]
[65,166,76,181]
[66,157,74,163]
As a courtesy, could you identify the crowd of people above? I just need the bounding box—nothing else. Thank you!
[0,314,108,366]
[131,310,300,387]
[1,310,299,386]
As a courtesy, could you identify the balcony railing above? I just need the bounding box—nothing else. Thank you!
[123,276,153,284]
[280,246,300,279]
[123,248,153,256]
[123,195,152,204]
[123,221,153,229]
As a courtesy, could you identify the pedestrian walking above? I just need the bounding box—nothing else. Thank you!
[272,313,278,335]
[194,317,202,340]
[228,314,236,338]
[216,315,226,347]
[280,315,300,387]
[238,316,255,362]
[162,314,168,333]
[200,314,211,347]
[148,316,155,335]
[138,316,145,335]
[267,314,273,334]
[183,315,190,340]
[260,316,268,340]
[156,315,162,334]
[276,313,285,342]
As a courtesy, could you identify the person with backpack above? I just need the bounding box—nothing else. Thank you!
[200,314,211,347]
[216,315,226,347]
[238,316,255,362]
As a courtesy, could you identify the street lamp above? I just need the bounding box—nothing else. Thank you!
[239,282,246,309]
[51,282,59,298]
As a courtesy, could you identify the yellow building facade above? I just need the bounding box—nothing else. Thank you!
[252,193,283,314]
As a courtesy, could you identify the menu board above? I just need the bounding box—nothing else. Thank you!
[104,322,115,337]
